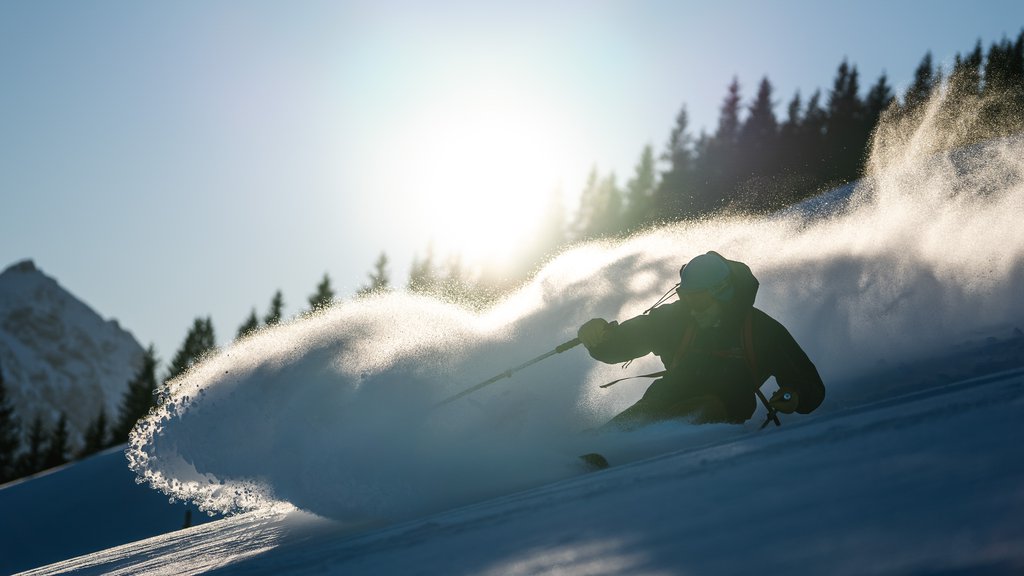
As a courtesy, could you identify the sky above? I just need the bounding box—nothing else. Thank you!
[2,0,1023,365]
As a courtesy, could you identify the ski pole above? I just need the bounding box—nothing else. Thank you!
[755,388,781,429]
[434,338,581,408]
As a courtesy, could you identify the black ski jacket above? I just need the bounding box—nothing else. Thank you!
[588,301,825,423]
[586,256,824,424]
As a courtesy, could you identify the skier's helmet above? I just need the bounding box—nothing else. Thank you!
[678,252,734,302]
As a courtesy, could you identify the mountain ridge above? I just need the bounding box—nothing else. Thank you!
[0,259,145,451]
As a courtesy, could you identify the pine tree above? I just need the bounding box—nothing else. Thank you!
[165,318,216,383]
[264,291,284,326]
[357,252,392,296]
[623,145,658,231]
[655,105,696,219]
[695,78,744,215]
[777,91,805,186]
[979,35,1024,138]
[903,52,936,114]
[408,245,439,294]
[17,415,45,477]
[308,273,335,313]
[864,73,895,132]
[715,77,743,146]
[80,407,108,457]
[113,345,159,443]
[825,60,865,183]
[236,308,260,340]
[42,413,69,470]
[736,76,780,211]
[0,364,21,483]
[571,167,622,239]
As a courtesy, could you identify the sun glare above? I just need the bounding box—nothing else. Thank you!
[399,87,583,273]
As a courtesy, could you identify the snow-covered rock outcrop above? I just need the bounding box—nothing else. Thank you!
[0,259,145,451]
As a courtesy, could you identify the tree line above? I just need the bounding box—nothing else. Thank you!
[2,31,1022,484]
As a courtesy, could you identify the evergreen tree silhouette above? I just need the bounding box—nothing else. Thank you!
[264,291,285,326]
[81,407,108,457]
[17,415,45,477]
[623,145,658,231]
[236,308,261,340]
[825,60,865,184]
[655,105,695,219]
[903,52,937,114]
[113,345,159,443]
[979,34,1024,137]
[358,252,392,296]
[408,244,439,294]
[308,273,335,313]
[42,413,69,470]
[736,77,780,211]
[166,318,216,383]
[0,364,20,483]
[798,89,828,199]
[697,77,743,215]
[864,73,896,133]
[572,167,622,239]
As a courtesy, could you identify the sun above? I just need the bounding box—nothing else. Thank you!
[398,85,584,273]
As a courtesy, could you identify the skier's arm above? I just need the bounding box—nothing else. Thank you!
[579,313,659,365]
[761,314,825,414]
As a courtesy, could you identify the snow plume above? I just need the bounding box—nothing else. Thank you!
[127,90,1024,523]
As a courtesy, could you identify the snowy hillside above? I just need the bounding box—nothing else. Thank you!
[8,82,1024,574]
[18,365,1024,575]
[0,445,214,575]
[0,260,145,450]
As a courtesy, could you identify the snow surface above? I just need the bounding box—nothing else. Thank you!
[0,445,214,575]
[7,83,1024,575]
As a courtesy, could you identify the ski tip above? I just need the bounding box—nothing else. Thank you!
[579,452,610,470]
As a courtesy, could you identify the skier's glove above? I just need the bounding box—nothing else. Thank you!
[577,318,611,349]
[768,387,800,414]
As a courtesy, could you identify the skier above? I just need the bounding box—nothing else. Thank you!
[577,251,825,428]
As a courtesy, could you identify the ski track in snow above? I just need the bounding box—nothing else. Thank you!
[120,89,1024,539]
[33,367,1024,575]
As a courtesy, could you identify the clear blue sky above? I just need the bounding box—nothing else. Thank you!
[2,0,1022,365]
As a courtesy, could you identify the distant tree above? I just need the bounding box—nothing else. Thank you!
[694,77,744,215]
[17,414,45,477]
[0,364,20,483]
[113,345,159,443]
[735,76,781,211]
[715,77,743,146]
[571,167,622,239]
[902,52,937,114]
[264,291,285,326]
[799,89,828,197]
[42,413,69,470]
[979,34,1024,137]
[165,318,216,383]
[308,273,335,313]
[236,308,260,340]
[864,72,896,133]
[825,60,865,183]
[80,407,108,457]
[655,105,696,219]
[622,144,658,231]
[408,245,439,294]
[358,252,392,296]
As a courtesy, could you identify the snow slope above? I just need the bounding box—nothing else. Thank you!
[0,446,214,575]
[11,76,1024,575]
[0,260,145,450]
[22,366,1024,575]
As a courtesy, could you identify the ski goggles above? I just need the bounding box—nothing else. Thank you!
[676,288,717,311]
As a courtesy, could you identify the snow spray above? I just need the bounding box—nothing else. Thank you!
[128,86,1024,523]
